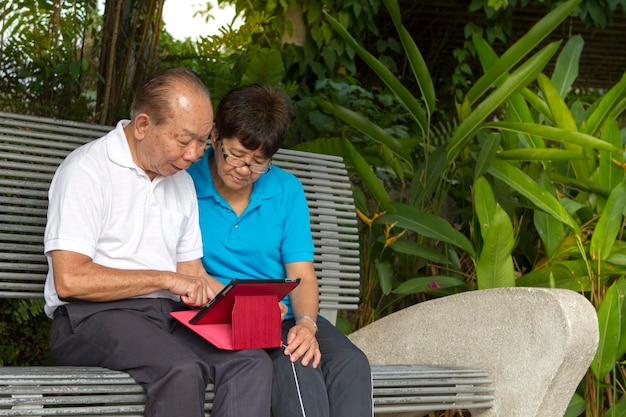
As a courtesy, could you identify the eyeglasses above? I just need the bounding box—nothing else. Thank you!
[219,142,272,174]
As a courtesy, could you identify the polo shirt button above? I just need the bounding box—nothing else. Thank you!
[234,224,239,229]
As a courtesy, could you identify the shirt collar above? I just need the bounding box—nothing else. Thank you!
[191,146,281,201]
[106,120,135,169]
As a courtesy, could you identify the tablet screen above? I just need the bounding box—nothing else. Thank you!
[189,278,300,325]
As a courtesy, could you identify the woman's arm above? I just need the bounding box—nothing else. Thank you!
[283,261,321,367]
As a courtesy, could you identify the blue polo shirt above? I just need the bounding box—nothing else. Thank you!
[187,148,314,317]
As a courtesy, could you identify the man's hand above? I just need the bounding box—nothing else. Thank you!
[168,273,216,306]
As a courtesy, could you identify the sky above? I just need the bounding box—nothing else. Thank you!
[162,0,241,39]
[97,0,241,40]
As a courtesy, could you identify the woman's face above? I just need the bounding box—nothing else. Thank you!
[212,136,270,192]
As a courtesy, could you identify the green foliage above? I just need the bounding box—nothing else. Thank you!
[453,0,626,102]
[0,299,52,366]
[0,0,101,120]
[159,13,277,103]
[306,0,626,413]
[222,0,381,83]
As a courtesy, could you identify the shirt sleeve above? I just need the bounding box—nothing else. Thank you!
[176,175,204,263]
[281,175,315,264]
[44,155,103,258]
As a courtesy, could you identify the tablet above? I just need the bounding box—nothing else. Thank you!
[189,278,300,325]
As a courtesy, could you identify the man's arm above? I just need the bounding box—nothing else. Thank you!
[177,258,226,298]
[51,250,216,306]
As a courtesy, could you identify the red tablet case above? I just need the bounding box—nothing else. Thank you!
[171,279,300,350]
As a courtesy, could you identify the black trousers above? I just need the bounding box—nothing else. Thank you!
[51,298,273,417]
[268,316,373,417]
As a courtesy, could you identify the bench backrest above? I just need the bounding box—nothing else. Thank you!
[0,111,360,323]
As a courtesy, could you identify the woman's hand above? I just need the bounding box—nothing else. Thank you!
[283,320,321,368]
[279,302,288,320]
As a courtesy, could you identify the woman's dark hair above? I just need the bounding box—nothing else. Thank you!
[215,84,291,158]
[130,67,211,126]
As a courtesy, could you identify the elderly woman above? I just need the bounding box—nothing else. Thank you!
[187,83,373,417]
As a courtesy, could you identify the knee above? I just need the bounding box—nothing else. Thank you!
[168,357,210,385]
[232,349,273,378]
[337,346,371,377]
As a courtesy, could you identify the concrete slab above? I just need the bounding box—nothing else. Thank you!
[349,287,599,417]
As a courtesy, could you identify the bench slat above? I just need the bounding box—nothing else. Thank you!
[0,365,493,415]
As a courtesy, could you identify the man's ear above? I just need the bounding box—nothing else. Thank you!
[134,113,150,140]
[209,127,217,148]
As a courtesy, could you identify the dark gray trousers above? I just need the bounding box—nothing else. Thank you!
[50,298,272,417]
[268,316,373,417]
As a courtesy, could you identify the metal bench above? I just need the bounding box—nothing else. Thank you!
[0,110,597,417]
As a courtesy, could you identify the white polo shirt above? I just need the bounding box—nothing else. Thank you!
[43,120,203,317]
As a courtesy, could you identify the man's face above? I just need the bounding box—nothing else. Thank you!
[137,88,213,179]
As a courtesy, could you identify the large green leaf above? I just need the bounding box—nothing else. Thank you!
[323,11,428,135]
[551,35,584,97]
[340,138,394,212]
[312,97,413,166]
[497,149,589,161]
[465,0,581,107]
[394,276,468,295]
[550,173,613,197]
[517,261,594,290]
[488,159,580,233]
[613,284,626,370]
[534,173,565,261]
[606,242,626,267]
[473,33,500,82]
[563,394,587,417]
[294,137,395,212]
[382,0,436,119]
[483,122,618,152]
[521,88,555,125]
[375,259,393,296]
[538,73,592,180]
[474,176,497,241]
[604,395,626,417]
[241,48,284,85]
[591,278,626,378]
[293,137,348,157]
[598,116,624,191]
[518,258,626,289]
[612,96,626,120]
[386,239,452,265]
[581,70,626,135]
[408,146,447,206]
[472,34,542,148]
[474,133,501,180]
[377,203,476,257]
[538,73,577,130]
[447,41,561,166]
[476,205,516,289]
[591,182,626,261]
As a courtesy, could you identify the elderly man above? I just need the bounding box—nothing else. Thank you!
[44,67,272,417]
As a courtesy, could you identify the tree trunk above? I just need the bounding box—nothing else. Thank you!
[96,0,165,125]
[282,1,307,47]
